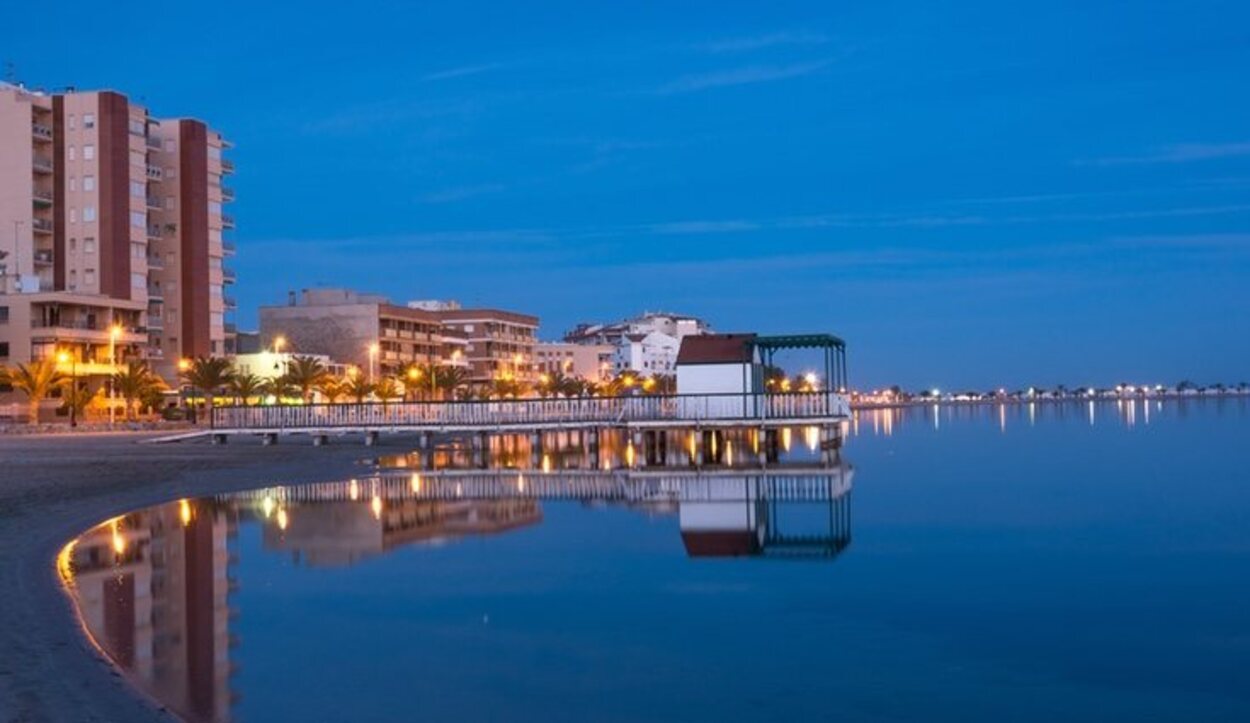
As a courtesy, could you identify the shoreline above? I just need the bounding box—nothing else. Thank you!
[851,391,1250,410]
[0,433,406,722]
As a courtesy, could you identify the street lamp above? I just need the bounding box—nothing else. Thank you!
[109,324,122,427]
[57,349,77,428]
[368,342,380,382]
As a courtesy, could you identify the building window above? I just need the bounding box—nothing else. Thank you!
[130,181,143,197]
[83,175,95,192]
[165,196,175,210]
[0,307,8,324]
[83,113,95,129]
[68,114,76,131]
[83,237,94,254]
[83,145,94,161]
[83,207,95,222]
[85,270,96,286]
[69,208,77,224]
[69,177,77,192]
[163,139,175,152]
[130,211,145,228]
[132,273,145,289]
[68,146,75,162]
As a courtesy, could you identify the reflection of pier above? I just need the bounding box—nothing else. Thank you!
[226,464,853,561]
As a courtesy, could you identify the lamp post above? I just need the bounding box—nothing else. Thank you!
[178,357,193,424]
[109,324,121,428]
[368,343,380,383]
[57,349,77,428]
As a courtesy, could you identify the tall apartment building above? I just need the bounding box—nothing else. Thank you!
[259,289,468,376]
[0,82,234,402]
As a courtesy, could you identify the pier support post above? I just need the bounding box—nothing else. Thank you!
[212,433,228,446]
[756,428,767,467]
[313,434,328,447]
[631,430,644,469]
[587,427,600,470]
[364,431,379,447]
[419,431,431,450]
[262,433,278,446]
[531,431,543,468]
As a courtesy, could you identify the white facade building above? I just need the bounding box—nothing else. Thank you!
[614,331,680,376]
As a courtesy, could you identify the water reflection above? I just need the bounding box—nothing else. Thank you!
[61,432,851,722]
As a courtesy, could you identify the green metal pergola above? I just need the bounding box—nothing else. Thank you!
[750,334,848,392]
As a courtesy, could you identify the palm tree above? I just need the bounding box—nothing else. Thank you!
[60,383,96,421]
[374,377,402,409]
[113,360,162,420]
[317,377,346,404]
[179,357,236,420]
[263,374,299,403]
[344,374,374,403]
[648,374,676,395]
[228,372,266,407]
[7,359,67,424]
[437,365,471,400]
[284,355,329,403]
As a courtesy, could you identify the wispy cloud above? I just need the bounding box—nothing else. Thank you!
[695,31,829,53]
[420,183,507,204]
[653,59,834,95]
[1078,142,1250,167]
[420,63,504,82]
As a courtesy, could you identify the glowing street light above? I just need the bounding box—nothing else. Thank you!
[109,324,122,428]
[367,343,380,382]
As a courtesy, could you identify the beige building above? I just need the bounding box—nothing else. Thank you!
[0,82,234,413]
[259,289,468,377]
[535,341,614,382]
[429,302,539,387]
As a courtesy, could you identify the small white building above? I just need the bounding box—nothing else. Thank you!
[614,331,680,376]
[675,333,758,395]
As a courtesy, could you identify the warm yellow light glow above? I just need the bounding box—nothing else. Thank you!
[725,440,734,466]
[407,368,420,380]
[371,495,383,519]
[261,496,276,518]
[110,324,123,339]
[512,353,523,364]
[111,522,126,556]
[178,358,192,371]
[803,372,818,388]
[276,508,289,531]
[541,454,552,473]
[349,478,359,501]
[642,378,656,391]
[346,365,359,378]
[368,343,380,355]
[780,379,792,392]
[781,427,792,452]
[688,432,697,459]
[410,473,421,493]
[274,335,286,351]
[539,373,550,385]
[623,375,635,388]
[57,351,70,364]
[179,499,192,527]
[516,473,525,492]
[451,349,463,361]
[804,425,820,452]
[625,442,636,468]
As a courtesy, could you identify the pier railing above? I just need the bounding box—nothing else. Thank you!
[210,391,851,431]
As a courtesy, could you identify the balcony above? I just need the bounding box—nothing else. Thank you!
[147,315,164,330]
[32,124,52,141]
[221,214,235,229]
[145,165,163,180]
[146,135,162,150]
[221,239,236,256]
[32,156,53,174]
[34,250,53,266]
[147,225,162,239]
[220,158,234,174]
[221,186,235,202]
[147,285,164,300]
[146,255,165,270]
[32,218,53,234]
[146,195,162,210]
[223,296,237,310]
[222,267,237,284]
[32,188,53,206]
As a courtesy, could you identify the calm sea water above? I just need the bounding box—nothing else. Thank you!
[63,398,1250,722]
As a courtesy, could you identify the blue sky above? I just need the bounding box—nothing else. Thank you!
[8,0,1249,388]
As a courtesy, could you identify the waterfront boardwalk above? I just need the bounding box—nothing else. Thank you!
[158,391,852,444]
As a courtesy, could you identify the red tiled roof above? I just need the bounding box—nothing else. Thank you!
[676,333,756,365]
[680,531,761,557]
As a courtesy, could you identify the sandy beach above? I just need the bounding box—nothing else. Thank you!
[0,432,405,723]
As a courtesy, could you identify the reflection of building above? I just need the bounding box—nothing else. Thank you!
[261,498,542,567]
[66,502,236,722]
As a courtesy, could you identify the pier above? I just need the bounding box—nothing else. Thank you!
[157,391,852,445]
